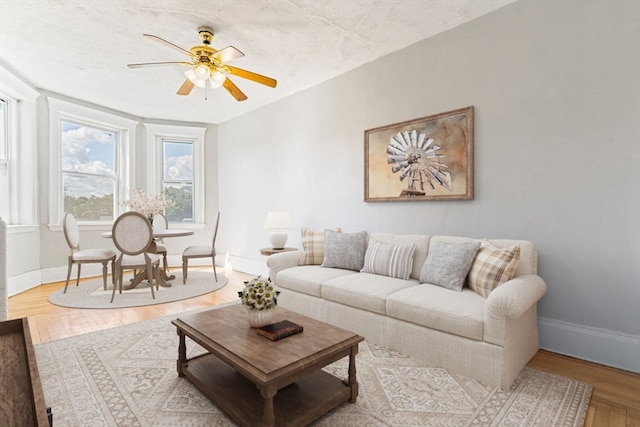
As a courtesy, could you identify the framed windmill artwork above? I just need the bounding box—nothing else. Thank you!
[364,106,474,202]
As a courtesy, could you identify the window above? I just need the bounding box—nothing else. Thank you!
[61,120,117,221]
[145,124,205,225]
[0,65,38,227]
[163,140,194,222]
[0,97,9,222]
[49,98,136,226]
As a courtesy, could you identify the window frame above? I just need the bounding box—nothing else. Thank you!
[0,64,38,228]
[48,98,137,227]
[145,123,205,227]
[0,96,12,223]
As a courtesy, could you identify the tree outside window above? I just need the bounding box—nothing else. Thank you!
[61,120,116,221]
[163,140,193,223]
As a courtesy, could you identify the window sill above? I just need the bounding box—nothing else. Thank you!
[6,225,39,234]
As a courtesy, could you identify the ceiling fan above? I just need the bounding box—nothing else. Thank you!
[127,26,277,102]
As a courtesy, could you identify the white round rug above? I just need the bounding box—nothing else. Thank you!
[48,270,227,309]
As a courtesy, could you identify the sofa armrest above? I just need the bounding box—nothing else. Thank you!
[485,274,547,320]
[266,250,303,284]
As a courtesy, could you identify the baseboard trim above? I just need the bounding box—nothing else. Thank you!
[7,270,43,297]
[538,316,640,374]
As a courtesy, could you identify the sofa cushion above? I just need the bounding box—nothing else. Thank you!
[369,233,431,281]
[468,241,520,297]
[299,227,341,265]
[361,240,416,280]
[386,284,486,340]
[321,229,368,271]
[276,265,356,297]
[322,273,419,315]
[419,241,480,291]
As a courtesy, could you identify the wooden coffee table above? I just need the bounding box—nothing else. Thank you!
[172,304,364,427]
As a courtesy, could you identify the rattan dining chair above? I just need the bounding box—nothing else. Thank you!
[152,213,169,273]
[111,211,161,303]
[62,212,116,293]
[182,211,220,284]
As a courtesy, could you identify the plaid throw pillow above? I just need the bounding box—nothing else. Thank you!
[299,227,341,265]
[467,241,520,298]
[361,240,416,280]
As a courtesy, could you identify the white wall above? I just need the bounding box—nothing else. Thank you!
[218,0,640,372]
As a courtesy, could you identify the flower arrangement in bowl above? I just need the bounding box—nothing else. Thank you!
[238,276,280,327]
[121,188,174,224]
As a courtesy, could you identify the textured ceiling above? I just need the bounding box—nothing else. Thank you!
[0,0,515,124]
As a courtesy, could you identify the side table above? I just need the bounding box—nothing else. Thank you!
[260,247,297,256]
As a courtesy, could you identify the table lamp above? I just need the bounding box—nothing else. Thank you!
[263,211,292,250]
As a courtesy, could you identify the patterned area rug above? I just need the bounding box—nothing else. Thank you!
[34,306,592,426]
[47,270,227,309]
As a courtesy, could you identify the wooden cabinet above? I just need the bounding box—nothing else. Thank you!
[0,318,51,426]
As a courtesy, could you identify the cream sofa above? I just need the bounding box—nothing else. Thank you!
[267,232,547,389]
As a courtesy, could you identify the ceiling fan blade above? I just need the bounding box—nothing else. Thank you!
[143,34,192,57]
[222,78,248,102]
[177,79,195,96]
[226,65,277,88]
[212,46,244,64]
[127,61,190,69]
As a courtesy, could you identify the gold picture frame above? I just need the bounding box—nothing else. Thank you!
[364,106,474,202]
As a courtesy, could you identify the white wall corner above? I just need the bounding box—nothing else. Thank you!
[538,316,640,374]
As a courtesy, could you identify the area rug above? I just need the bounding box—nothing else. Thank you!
[34,306,592,426]
[47,270,227,309]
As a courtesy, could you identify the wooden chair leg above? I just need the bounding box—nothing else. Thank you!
[182,258,188,285]
[148,264,157,299]
[75,263,82,287]
[64,258,73,293]
[102,262,108,291]
[110,264,119,303]
[212,256,218,282]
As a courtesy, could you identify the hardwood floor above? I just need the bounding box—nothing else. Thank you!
[8,268,640,426]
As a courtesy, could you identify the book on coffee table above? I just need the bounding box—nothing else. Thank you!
[257,320,303,341]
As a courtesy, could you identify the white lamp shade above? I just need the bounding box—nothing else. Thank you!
[263,211,292,231]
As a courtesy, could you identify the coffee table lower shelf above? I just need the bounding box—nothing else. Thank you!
[180,353,352,427]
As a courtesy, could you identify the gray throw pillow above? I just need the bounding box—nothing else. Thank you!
[321,229,368,271]
[419,241,481,291]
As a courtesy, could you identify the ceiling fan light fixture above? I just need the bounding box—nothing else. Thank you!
[184,68,207,88]
[195,64,211,79]
[210,71,226,88]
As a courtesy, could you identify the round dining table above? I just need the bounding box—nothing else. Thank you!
[101,229,194,289]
